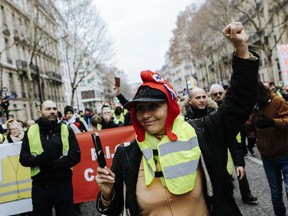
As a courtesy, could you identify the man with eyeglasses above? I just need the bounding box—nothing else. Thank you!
[210,83,225,105]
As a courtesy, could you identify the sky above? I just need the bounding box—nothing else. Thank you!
[93,0,195,84]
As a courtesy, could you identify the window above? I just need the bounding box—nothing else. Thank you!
[5,38,12,64]
[9,73,15,93]
[20,76,26,98]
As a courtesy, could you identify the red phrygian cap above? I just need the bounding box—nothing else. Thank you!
[130,70,180,142]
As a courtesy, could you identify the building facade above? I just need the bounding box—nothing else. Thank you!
[0,0,66,122]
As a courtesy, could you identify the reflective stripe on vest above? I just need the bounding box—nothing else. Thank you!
[138,116,201,195]
[27,124,69,177]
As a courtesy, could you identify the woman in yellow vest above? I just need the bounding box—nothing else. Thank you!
[95,22,259,216]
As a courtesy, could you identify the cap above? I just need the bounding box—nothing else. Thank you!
[64,105,74,115]
[124,86,167,109]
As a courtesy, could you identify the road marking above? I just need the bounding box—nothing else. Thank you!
[247,156,263,166]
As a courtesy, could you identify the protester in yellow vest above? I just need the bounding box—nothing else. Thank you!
[113,106,125,125]
[95,23,259,216]
[19,100,81,216]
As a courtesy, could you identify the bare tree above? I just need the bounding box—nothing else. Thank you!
[231,0,288,81]
[56,0,113,106]
[21,0,60,118]
[167,0,288,86]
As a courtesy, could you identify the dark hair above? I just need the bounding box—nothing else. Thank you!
[101,104,110,110]
[114,106,123,115]
[57,111,63,119]
[91,115,100,127]
[257,82,271,104]
[64,105,74,114]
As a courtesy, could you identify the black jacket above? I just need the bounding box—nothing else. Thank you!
[117,93,132,126]
[19,119,81,186]
[99,116,122,129]
[96,53,259,216]
[184,106,215,121]
[185,106,245,168]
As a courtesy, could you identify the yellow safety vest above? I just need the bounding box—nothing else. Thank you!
[138,116,201,195]
[113,113,125,124]
[226,132,242,175]
[97,124,102,130]
[227,150,234,175]
[123,109,128,115]
[27,124,69,177]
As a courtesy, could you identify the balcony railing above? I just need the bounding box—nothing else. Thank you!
[16,59,28,71]
[30,64,39,75]
[46,71,62,83]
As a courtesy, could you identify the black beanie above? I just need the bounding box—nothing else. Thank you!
[64,105,74,114]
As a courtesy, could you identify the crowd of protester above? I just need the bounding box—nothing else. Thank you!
[0,74,287,216]
[1,21,288,216]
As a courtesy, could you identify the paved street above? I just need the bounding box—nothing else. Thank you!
[79,149,286,216]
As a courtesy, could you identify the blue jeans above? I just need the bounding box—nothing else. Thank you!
[263,155,288,216]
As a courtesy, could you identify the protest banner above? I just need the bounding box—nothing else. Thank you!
[72,126,135,203]
[276,44,288,85]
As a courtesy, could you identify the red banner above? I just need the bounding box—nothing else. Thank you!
[73,126,135,203]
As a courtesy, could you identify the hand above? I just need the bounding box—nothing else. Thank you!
[255,115,275,129]
[113,86,120,96]
[40,160,55,171]
[235,166,245,180]
[222,22,249,59]
[96,166,115,200]
[35,151,52,165]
